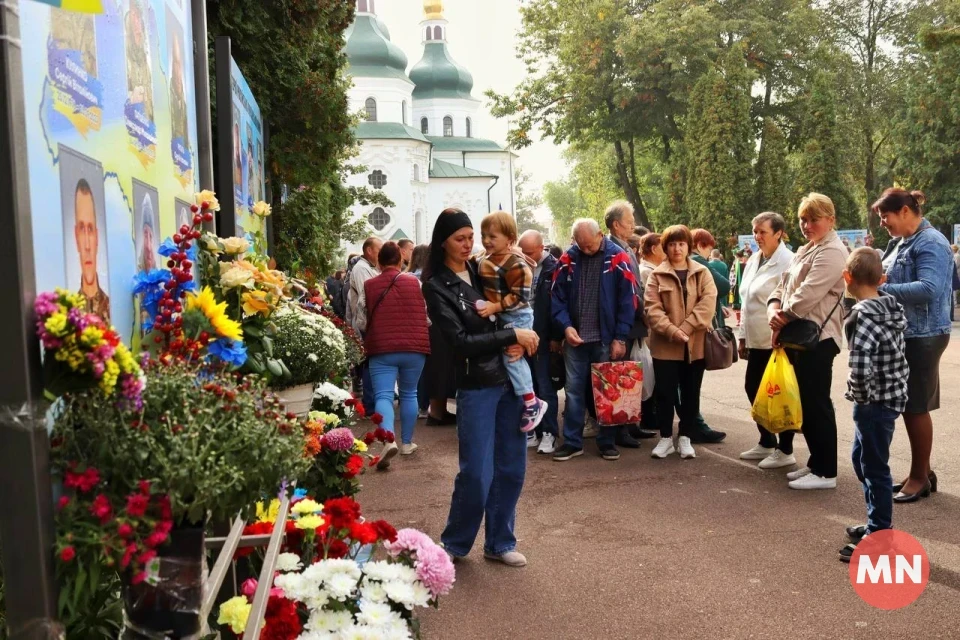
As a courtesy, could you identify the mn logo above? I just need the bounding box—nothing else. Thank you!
[849,529,929,609]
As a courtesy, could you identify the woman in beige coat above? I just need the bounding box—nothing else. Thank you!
[644,225,718,460]
[768,193,847,490]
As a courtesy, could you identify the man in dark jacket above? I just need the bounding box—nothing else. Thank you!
[551,219,637,462]
[519,230,563,454]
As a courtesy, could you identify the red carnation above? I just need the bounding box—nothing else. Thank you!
[373,427,386,441]
[355,404,366,418]
[89,494,113,524]
[343,454,364,479]
[59,546,76,563]
[325,538,350,559]
[118,523,135,539]
[138,480,151,495]
[323,496,361,530]
[145,531,169,549]
[344,398,356,407]
[348,521,378,545]
[157,495,172,520]
[57,496,70,510]
[368,455,381,468]
[137,550,157,565]
[370,412,383,425]
[121,544,137,569]
[65,467,100,493]
[154,520,174,535]
[370,519,398,543]
[260,595,302,640]
[130,571,147,585]
[362,432,376,445]
[385,431,395,443]
[126,493,149,518]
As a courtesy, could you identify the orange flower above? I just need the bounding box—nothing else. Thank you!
[304,434,321,457]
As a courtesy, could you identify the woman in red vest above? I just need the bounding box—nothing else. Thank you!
[364,241,431,470]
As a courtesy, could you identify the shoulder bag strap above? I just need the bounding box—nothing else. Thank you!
[818,292,844,331]
[367,272,403,328]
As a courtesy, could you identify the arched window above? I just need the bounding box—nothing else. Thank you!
[364,97,377,122]
[466,117,472,138]
[425,27,432,41]
[434,26,443,40]
[358,0,368,13]
[443,116,453,137]
[420,117,428,134]
[368,208,390,231]
[402,100,407,125]
[414,165,420,181]
[369,0,375,12]
[367,170,387,189]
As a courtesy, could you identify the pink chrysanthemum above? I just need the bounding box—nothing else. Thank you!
[320,427,355,452]
[414,543,456,598]
[383,528,434,557]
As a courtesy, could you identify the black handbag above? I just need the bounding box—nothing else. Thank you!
[778,294,843,351]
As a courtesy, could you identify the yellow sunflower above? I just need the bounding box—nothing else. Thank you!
[185,287,243,342]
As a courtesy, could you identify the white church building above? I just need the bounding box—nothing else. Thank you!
[343,0,517,249]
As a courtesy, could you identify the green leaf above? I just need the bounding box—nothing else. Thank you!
[266,358,283,377]
[262,336,274,358]
[244,324,263,338]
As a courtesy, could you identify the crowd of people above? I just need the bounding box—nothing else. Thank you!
[324,188,956,566]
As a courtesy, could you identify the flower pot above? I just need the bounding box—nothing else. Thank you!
[274,382,316,417]
[121,525,204,638]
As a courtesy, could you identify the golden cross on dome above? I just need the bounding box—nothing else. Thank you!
[424,0,444,20]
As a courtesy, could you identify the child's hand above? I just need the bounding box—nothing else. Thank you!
[475,301,500,318]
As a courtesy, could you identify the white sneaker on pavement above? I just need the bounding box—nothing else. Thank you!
[758,450,796,469]
[377,442,399,470]
[740,444,776,460]
[537,433,557,454]
[786,466,811,481]
[483,550,527,567]
[677,436,696,459]
[788,473,837,490]
[583,417,599,439]
[399,443,418,455]
[526,434,540,449]
[651,437,676,459]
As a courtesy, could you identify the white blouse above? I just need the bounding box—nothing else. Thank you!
[737,242,794,350]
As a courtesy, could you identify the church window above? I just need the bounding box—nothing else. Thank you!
[402,100,408,125]
[368,208,390,231]
[420,117,428,134]
[434,26,443,40]
[368,170,388,189]
[358,0,368,13]
[466,117,472,138]
[426,27,432,41]
[370,0,375,12]
[364,98,377,122]
[443,116,453,137]
[414,165,420,181]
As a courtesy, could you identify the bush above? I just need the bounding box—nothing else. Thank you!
[270,307,346,390]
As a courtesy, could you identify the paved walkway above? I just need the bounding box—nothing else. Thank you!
[360,333,960,639]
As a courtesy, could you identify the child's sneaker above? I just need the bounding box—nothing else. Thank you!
[520,399,548,432]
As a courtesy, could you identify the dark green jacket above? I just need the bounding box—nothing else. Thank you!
[692,254,730,325]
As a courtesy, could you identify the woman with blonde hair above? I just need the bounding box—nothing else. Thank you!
[768,193,847,490]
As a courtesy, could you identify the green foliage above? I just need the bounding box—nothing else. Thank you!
[683,45,756,245]
[55,557,123,639]
[791,72,862,229]
[515,168,548,236]
[543,144,624,239]
[755,118,792,216]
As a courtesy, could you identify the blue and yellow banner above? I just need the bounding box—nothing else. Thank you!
[31,0,105,14]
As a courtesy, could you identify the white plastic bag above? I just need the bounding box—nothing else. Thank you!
[630,341,655,401]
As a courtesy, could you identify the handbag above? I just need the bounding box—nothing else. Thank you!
[778,294,842,351]
[704,322,738,371]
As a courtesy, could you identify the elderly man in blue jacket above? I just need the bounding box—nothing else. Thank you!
[551,218,637,462]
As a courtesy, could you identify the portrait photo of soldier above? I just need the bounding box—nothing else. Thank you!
[133,179,160,275]
[125,0,154,120]
[50,8,97,76]
[167,12,190,148]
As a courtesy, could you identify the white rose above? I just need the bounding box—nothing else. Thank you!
[220,267,254,290]
[195,189,220,211]
[221,236,251,255]
[252,200,272,218]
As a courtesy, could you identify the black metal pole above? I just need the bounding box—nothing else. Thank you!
[190,0,215,234]
[264,121,274,257]
[214,36,235,236]
[0,0,60,637]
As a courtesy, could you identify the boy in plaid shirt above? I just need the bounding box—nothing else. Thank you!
[839,248,909,563]
[476,211,547,432]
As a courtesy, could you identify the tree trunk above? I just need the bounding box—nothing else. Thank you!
[865,130,877,232]
[613,139,650,229]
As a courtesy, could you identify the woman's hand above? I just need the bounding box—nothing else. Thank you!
[672,329,690,343]
[768,310,790,331]
[514,328,540,356]
[738,339,748,360]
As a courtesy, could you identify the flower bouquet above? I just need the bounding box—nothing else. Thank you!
[590,360,643,426]
[301,411,394,502]
[219,497,454,640]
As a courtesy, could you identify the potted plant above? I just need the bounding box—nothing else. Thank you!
[268,305,347,415]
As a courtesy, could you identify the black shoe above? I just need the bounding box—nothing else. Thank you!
[688,426,726,444]
[627,425,657,439]
[839,541,858,563]
[893,480,932,503]
[552,444,583,461]
[893,470,937,494]
[600,446,621,461]
[846,524,867,542]
[426,411,457,426]
[615,433,641,449]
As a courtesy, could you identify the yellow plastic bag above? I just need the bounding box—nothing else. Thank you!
[750,348,803,433]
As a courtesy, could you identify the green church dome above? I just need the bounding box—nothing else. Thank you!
[345,15,410,82]
[410,42,476,101]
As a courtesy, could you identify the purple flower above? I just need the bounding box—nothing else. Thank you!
[34,292,59,317]
[320,427,355,452]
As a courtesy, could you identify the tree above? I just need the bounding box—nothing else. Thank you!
[683,45,756,245]
[755,118,792,216]
[792,72,861,229]
[543,143,624,241]
[514,168,548,236]
[543,178,584,244]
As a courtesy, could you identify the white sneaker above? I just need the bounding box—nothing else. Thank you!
[537,433,557,454]
[399,443,418,455]
[758,450,796,469]
[651,437,676,459]
[677,436,696,459]
[786,466,811,481]
[526,434,541,449]
[788,473,837,490]
[740,444,775,460]
[583,417,599,439]
[377,442,399,470]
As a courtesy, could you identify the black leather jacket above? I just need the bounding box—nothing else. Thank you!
[422,263,518,390]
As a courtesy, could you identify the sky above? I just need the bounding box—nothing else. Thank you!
[374,0,567,217]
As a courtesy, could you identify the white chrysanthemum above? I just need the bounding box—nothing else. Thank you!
[275,552,303,573]
[296,632,338,640]
[307,353,319,362]
[305,609,353,633]
[360,561,394,582]
[393,565,418,584]
[304,589,331,611]
[327,572,360,601]
[359,580,388,603]
[357,600,401,627]
[382,581,417,608]
[337,625,384,640]
[382,622,414,640]
[409,582,432,607]
[274,573,316,602]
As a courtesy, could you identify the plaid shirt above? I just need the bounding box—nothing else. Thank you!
[478,250,533,311]
[844,294,909,413]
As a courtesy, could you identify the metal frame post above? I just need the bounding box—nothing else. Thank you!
[190,0,215,234]
[214,36,236,236]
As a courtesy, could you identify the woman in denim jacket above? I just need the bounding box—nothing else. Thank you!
[874,188,954,502]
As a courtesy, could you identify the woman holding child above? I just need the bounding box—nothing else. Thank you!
[768,193,846,490]
[873,188,955,502]
[422,208,540,567]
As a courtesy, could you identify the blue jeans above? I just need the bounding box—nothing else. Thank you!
[852,403,899,534]
[562,341,616,450]
[369,353,426,445]
[441,385,526,556]
[529,344,559,437]
[499,307,535,396]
